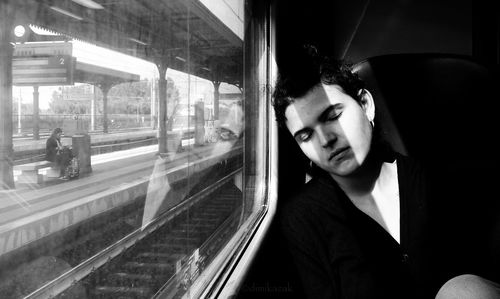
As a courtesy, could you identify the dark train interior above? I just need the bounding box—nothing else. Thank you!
[236,0,500,298]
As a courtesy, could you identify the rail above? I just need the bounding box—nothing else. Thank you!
[153,196,242,299]
[24,166,242,299]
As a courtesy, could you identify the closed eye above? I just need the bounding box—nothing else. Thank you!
[326,110,342,121]
[319,104,343,123]
[294,129,313,143]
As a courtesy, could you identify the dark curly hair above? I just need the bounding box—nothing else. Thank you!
[272,46,365,128]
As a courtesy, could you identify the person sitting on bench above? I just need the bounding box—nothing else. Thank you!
[46,128,72,180]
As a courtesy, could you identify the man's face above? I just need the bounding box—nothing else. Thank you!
[284,84,374,177]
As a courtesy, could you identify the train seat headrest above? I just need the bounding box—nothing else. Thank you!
[353,53,498,160]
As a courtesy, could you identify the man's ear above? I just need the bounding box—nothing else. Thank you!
[358,89,375,122]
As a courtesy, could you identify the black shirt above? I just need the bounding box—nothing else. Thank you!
[280,154,444,299]
[46,136,60,162]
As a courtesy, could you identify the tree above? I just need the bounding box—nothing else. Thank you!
[48,87,89,114]
[107,78,180,119]
[166,77,180,130]
[108,80,151,114]
[46,78,181,122]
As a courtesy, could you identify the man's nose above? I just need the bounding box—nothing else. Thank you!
[317,126,337,148]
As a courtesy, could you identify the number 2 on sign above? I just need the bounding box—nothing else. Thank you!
[59,58,65,65]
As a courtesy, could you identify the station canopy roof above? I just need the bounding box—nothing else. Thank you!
[15,0,244,87]
[75,61,140,87]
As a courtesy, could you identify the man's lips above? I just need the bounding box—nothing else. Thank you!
[328,147,349,161]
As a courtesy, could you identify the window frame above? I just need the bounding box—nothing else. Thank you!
[195,1,279,298]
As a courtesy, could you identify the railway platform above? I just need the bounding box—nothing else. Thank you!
[0,137,242,261]
[12,129,158,152]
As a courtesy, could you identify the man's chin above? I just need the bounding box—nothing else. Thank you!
[326,161,360,177]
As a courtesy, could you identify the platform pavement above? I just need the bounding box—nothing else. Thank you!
[12,129,158,152]
[1,141,220,220]
[0,141,231,257]
[4,143,158,208]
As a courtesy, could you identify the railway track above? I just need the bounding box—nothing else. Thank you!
[26,177,243,299]
[0,144,243,299]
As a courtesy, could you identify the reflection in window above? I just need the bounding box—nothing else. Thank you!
[0,0,268,298]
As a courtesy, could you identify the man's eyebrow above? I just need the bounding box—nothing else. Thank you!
[318,104,341,122]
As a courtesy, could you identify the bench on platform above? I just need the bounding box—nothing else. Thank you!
[14,161,58,184]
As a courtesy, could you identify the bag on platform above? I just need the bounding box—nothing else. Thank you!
[64,158,80,179]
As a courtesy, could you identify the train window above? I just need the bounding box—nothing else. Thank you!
[0,0,273,298]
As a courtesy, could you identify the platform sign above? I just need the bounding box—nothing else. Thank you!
[62,84,94,101]
[12,55,75,86]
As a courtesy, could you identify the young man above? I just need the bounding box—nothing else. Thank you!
[272,48,500,298]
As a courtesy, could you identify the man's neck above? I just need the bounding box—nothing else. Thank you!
[333,158,401,243]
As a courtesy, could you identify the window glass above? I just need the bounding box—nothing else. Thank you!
[0,0,267,298]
